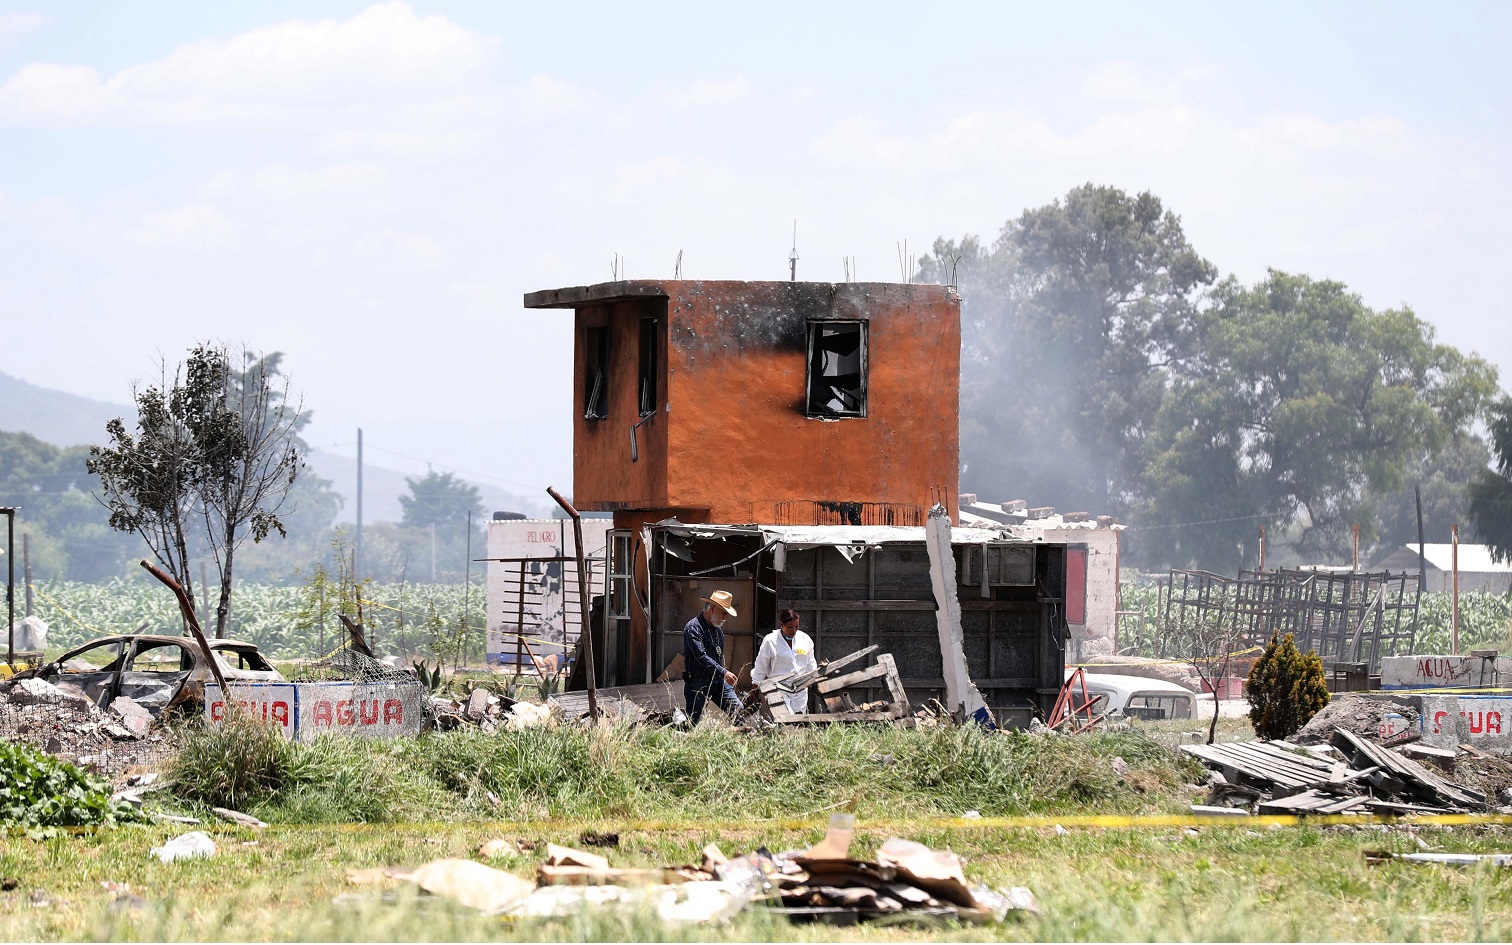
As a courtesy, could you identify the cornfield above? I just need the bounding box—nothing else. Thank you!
[1115,581,1511,656]
[28,577,487,662]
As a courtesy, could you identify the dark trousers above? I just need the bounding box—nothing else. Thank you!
[685,675,743,725]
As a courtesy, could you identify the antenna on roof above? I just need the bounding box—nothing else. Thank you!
[674,249,683,280]
[611,253,620,281]
[788,219,798,282]
[842,257,850,283]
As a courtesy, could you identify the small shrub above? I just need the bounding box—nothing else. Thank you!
[168,712,317,810]
[1247,632,1329,739]
[0,741,143,828]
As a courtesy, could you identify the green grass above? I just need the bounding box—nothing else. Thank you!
[156,720,1205,826]
[4,819,1512,941]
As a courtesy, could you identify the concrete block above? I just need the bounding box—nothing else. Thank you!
[1379,654,1512,690]
[1417,694,1512,752]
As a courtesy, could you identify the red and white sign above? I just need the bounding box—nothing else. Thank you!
[293,681,423,739]
[205,680,423,740]
[204,683,297,739]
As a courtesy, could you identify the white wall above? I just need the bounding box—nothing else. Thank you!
[484,518,613,665]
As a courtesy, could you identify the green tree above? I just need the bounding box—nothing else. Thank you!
[399,471,483,529]
[1468,396,1512,562]
[89,345,306,636]
[0,431,138,581]
[1247,633,1329,740]
[1368,432,1492,559]
[919,184,1216,516]
[1136,271,1499,570]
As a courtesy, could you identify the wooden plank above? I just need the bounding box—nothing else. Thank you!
[817,662,893,695]
[774,710,906,725]
[878,654,910,709]
[1332,728,1483,809]
[815,645,880,680]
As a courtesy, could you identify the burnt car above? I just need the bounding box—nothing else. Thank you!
[22,634,285,717]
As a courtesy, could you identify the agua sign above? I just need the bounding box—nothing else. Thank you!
[204,680,424,741]
[204,683,297,739]
[293,681,423,739]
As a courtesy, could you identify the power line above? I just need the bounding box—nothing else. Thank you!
[1127,511,1282,531]
[315,440,546,494]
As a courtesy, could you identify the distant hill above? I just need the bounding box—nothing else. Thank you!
[0,370,541,522]
[0,371,124,447]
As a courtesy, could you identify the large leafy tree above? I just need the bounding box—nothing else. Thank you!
[89,345,305,635]
[1468,397,1512,562]
[0,431,137,581]
[1137,271,1499,570]
[400,471,483,529]
[394,471,485,583]
[920,184,1216,515]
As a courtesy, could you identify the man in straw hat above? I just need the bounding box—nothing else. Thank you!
[683,589,745,725]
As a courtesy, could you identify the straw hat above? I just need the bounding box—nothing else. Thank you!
[699,590,738,617]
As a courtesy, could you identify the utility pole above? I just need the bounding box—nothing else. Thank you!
[1258,524,1267,572]
[430,523,437,582]
[3,507,16,668]
[464,509,473,668]
[548,487,598,723]
[355,428,364,582]
[1351,523,1360,571]
[788,220,798,282]
[22,532,32,617]
[1451,524,1461,655]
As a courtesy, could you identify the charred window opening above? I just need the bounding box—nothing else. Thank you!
[805,320,867,418]
[637,317,658,417]
[584,325,609,421]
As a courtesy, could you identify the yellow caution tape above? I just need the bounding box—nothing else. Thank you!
[354,597,576,652]
[29,585,103,637]
[16,810,1512,840]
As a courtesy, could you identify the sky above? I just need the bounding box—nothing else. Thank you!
[2,1,1510,500]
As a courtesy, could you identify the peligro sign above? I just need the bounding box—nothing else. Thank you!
[205,680,424,741]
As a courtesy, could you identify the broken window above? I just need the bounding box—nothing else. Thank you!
[806,320,867,418]
[584,325,609,420]
[637,316,658,417]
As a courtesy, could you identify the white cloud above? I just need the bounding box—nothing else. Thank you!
[373,228,448,268]
[812,104,1200,169]
[128,203,239,249]
[661,77,753,107]
[315,129,484,159]
[0,2,493,124]
[610,156,736,200]
[1233,112,1411,156]
[513,74,603,117]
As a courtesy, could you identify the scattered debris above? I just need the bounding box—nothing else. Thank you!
[150,831,217,863]
[1289,694,1420,747]
[579,830,620,848]
[1184,727,1496,816]
[406,859,535,913]
[212,807,268,829]
[1365,851,1512,867]
[754,647,913,724]
[354,820,1036,927]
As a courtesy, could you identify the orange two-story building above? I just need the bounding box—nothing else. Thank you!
[523,279,961,533]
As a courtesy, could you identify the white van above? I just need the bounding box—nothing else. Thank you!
[1065,670,1196,721]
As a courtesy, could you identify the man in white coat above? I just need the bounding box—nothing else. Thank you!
[750,609,818,714]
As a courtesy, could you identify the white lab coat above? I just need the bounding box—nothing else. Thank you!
[750,629,818,714]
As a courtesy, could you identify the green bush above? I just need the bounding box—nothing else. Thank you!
[0,740,143,828]
[1247,632,1329,739]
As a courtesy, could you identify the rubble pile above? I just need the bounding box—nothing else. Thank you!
[1289,694,1420,746]
[0,678,172,775]
[429,688,540,732]
[349,816,1038,927]
[1185,727,1511,816]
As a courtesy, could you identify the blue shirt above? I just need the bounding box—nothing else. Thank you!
[682,612,725,682]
